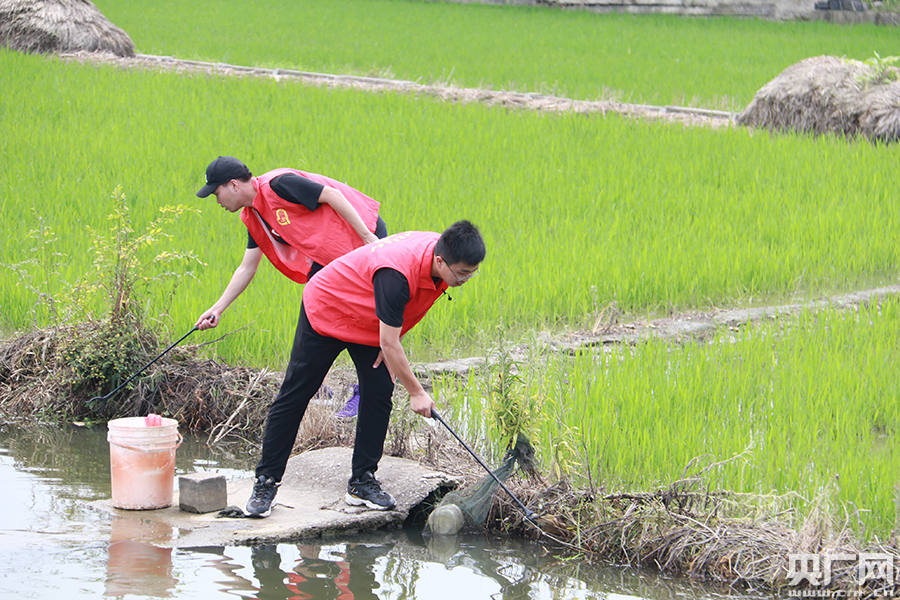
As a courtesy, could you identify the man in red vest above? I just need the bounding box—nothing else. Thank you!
[194,156,387,328]
[244,220,485,517]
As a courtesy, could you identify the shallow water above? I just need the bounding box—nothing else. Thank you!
[0,423,764,600]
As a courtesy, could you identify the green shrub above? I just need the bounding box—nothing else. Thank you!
[4,186,201,415]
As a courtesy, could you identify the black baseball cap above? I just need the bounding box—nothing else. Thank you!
[196,156,251,197]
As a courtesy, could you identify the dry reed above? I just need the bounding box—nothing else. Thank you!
[737,55,900,144]
[0,0,134,56]
[485,468,900,597]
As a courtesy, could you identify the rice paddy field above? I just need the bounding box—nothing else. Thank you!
[96,0,899,110]
[440,299,900,536]
[2,0,900,538]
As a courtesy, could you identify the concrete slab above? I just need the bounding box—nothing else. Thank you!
[90,447,461,548]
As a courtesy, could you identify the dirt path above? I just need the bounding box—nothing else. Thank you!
[417,284,900,376]
[58,51,737,128]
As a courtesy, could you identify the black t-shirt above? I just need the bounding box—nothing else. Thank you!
[373,270,444,328]
[373,268,409,328]
[247,173,324,249]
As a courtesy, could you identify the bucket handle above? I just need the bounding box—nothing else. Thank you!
[109,432,183,453]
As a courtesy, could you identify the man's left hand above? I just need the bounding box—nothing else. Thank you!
[373,350,395,382]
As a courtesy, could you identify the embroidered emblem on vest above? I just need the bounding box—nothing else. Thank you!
[276,209,291,226]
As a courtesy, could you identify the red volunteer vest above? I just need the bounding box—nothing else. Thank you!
[303,232,447,345]
[239,169,380,284]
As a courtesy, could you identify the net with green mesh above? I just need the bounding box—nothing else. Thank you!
[424,434,535,536]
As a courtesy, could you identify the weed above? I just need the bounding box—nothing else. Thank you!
[483,326,543,454]
[4,187,202,415]
[3,212,66,327]
[855,52,900,88]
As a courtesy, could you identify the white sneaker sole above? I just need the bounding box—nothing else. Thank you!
[345,492,394,511]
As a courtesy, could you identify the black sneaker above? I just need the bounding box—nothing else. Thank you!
[245,475,280,518]
[346,472,396,510]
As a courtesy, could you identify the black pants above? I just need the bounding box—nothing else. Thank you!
[255,302,395,482]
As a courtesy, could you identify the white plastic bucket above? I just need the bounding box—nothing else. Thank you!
[107,417,182,510]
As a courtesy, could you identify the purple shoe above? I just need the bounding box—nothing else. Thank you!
[314,385,333,399]
[336,384,360,417]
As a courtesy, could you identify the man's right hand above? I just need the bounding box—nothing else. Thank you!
[195,312,219,330]
[409,391,436,418]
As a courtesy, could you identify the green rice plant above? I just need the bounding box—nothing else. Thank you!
[94,0,900,109]
[3,211,67,327]
[437,299,900,539]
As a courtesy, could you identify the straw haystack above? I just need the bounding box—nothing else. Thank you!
[737,55,900,144]
[0,0,134,57]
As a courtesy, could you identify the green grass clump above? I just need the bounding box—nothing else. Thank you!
[94,0,900,110]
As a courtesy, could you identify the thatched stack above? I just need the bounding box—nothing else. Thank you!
[0,0,134,57]
[737,55,900,144]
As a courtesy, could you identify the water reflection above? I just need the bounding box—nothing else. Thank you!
[178,542,391,599]
[106,515,176,598]
[174,533,741,600]
[0,423,763,600]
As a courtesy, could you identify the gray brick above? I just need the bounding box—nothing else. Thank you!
[179,473,227,514]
